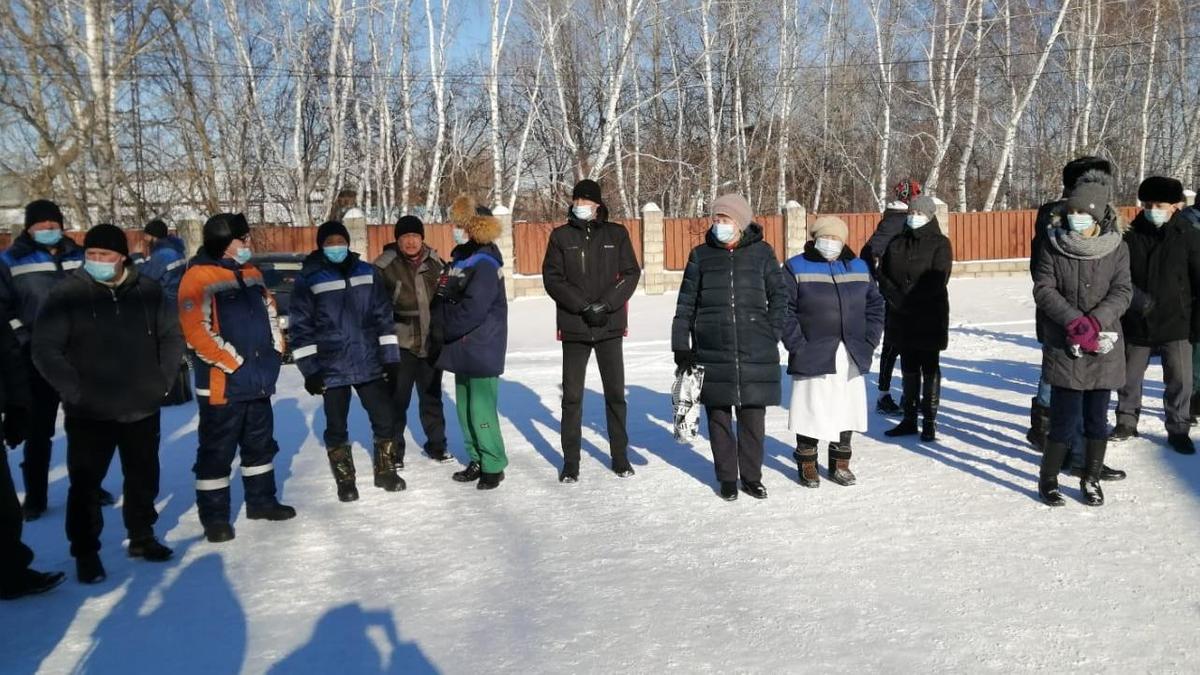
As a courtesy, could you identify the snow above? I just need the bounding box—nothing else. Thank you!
[3,277,1200,674]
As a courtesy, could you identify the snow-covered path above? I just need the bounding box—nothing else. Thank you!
[3,277,1199,674]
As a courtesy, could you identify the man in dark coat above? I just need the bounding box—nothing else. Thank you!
[878,195,952,442]
[542,179,641,483]
[861,178,921,416]
[291,220,405,502]
[0,315,65,599]
[33,224,185,584]
[140,218,187,307]
[671,193,787,501]
[376,215,450,466]
[0,199,113,520]
[1111,177,1200,455]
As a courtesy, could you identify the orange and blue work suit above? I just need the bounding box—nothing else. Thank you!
[178,249,285,525]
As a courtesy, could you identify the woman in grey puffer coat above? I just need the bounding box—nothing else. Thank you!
[1032,181,1131,508]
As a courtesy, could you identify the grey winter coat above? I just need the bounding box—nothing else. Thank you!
[1033,222,1132,391]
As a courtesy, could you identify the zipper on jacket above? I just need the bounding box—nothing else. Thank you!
[729,248,741,406]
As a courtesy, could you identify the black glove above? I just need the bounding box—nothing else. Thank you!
[582,302,610,328]
[673,350,697,370]
[3,406,29,449]
[435,270,467,303]
[383,362,401,386]
[304,374,326,396]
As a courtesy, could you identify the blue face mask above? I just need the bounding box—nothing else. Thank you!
[233,246,253,265]
[452,228,469,245]
[84,260,118,282]
[1067,213,1094,233]
[712,222,738,244]
[323,245,349,264]
[32,228,63,246]
[907,214,929,229]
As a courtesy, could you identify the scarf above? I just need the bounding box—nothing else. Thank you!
[1047,225,1122,261]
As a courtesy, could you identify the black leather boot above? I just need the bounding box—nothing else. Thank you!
[1039,441,1069,507]
[1081,439,1107,506]
[373,439,407,492]
[920,371,940,442]
[326,444,359,502]
[1026,397,1049,451]
[885,376,921,437]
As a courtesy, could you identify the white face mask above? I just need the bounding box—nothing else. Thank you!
[1066,213,1094,233]
[571,205,595,221]
[907,214,929,229]
[1146,208,1171,226]
[452,227,469,245]
[814,237,844,261]
[712,222,737,244]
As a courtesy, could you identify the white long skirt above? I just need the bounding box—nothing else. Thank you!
[788,342,869,441]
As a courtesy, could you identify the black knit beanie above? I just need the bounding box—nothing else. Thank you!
[83,223,129,258]
[394,215,425,240]
[572,179,603,204]
[24,199,64,230]
[144,219,168,239]
[317,220,351,248]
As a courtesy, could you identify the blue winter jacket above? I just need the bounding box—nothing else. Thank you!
[0,231,85,346]
[178,249,283,404]
[782,243,885,378]
[433,242,508,378]
[141,235,187,306]
[288,251,400,388]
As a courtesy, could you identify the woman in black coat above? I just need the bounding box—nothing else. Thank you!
[671,193,788,501]
[877,195,952,442]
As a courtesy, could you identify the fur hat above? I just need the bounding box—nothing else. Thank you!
[202,213,251,259]
[144,219,168,239]
[24,199,64,229]
[1062,156,1114,191]
[83,223,129,258]
[1138,176,1185,204]
[711,193,753,229]
[316,220,351,248]
[448,194,502,245]
[1066,182,1108,222]
[810,216,849,242]
[394,215,425,240]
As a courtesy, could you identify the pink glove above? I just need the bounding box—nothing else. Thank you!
[1066,315,1100,353]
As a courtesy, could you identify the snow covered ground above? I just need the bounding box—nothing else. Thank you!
[3,276,1200,674]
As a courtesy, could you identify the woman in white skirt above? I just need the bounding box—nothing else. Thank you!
[781,217,885,487]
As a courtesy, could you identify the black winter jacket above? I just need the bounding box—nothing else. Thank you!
[32,268,185,423]
[0,315,30,415]
[671,224,788,407]
[861,207,908,274]
[1120,212,1200,346]
[542,215,641,342]
[877,220,953,352]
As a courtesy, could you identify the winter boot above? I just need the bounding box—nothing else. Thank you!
[76,554,106,585]
[127,536,173,562]
[373,439,407,492]
[1039,441,1069,507]
[612,455,636,478]
[1026,398,1050,451]
[425,446,454,463]
[453,461,482,483]
[559,461,579,484]
[828,440,856,487]
[204,522,235,543]
[793,440,820,489]
[98,488,116,507]
[0,568,66,600]
[1168,433,1196,455]
[740,480,768,499]
[246,502,297,521]
[920,372,940,442]
[1080,439,1108,506]
[1109,410,1139,442]
[875,393,901,416]
[326,444,359,502]
[885,378,920,437]
[718,481,738,501]
[476,472,505,490]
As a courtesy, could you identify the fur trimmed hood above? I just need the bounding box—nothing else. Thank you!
[448,194,502,245]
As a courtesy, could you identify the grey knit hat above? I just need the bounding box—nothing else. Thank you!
[909,195,937,218]
[1066,182,1108,222]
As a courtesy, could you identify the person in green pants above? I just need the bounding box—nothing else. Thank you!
[432,194,509,489]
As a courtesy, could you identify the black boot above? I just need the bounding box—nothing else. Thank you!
[1026,398,1050,451]
[828,440,856,486]
[886,375,920,437]
[477,472,505,490]
[99,488,116,506]
[740,480,768,499]
[0,568,66,600]
[326,444,359,502]
[453,461,482,482]
[559,461,579,484]
[246,502,297,521]
[1081,439,1108,506]
[204,522,235,543]
[21,499,45,522]
[76,554,106,585]
[718,481,738,501]
[793,441,819,489]
[424,446,454,463]
[1168,433,1196,455]
[920,372,940,442]
[611,455,635,478]
[875,393,901,416]
[1039,441,1069,507]
[128,536,173,562]
[373,439,407,492]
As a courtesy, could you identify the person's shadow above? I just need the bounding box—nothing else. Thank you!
[269,603,438,674]
[625,384,715,488]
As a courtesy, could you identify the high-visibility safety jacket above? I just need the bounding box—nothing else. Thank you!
[0,232,85,346]
[178,249,284,405]
[288,250,400,388]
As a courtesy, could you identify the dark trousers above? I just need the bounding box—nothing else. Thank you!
[65,414,161,558]
[797,431,853,449]
[390,351,447,457]
[1048,387,1109,444]
[561,338,629,468]
[878,341,900,393]
[324,378,396,448]
[193,398,279,526]
[1116,340,1193,435]
[705,406,764,483]
[1,440,34,582]
[900,349,941,417]
[20,356,61,510]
